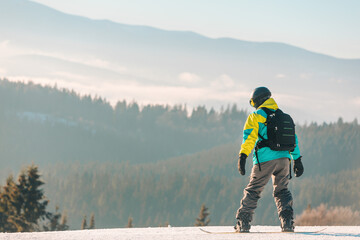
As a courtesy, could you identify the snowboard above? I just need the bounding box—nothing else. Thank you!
[199,227,327,234]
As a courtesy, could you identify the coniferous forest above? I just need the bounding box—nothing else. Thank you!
[0,78,359,230]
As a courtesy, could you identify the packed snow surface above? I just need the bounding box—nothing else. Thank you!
[1,226,359,240]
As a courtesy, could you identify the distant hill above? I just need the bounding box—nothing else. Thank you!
[0,79,359,228]
[42,140,360,228]
[0,0,359,122]
[0,79,247,172]
[1,79,359,173]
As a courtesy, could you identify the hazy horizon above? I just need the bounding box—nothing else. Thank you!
[1,0,359,123]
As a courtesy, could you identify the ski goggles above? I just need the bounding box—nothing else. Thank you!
[249,98,255,107]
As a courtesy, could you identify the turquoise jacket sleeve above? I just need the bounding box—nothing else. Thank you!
[290,134,301,160]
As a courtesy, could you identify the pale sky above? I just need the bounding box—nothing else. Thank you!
[31,0,360,59]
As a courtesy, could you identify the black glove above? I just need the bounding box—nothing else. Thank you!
[238,153,247,176]
[293,157,304,177]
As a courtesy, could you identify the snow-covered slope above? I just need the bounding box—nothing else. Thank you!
[1,226,359,240]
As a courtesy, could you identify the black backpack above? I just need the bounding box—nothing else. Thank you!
[254,107,296,174]
[258,107,296,152]
[254,107,296,171]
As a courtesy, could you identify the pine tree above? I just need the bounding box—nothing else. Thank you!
[0,211,7,232]
[89,213,95,229]
[127,217,133,228]
[81,215,87,230]
[0,165,62,232]
[0,175,31,232]
[21,165,48,231]
[0,176,22,232]
[194,204,210,226]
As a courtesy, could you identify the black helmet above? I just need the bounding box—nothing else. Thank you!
[249,87,271,108]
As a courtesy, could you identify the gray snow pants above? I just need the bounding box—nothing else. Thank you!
[236,157,293,221]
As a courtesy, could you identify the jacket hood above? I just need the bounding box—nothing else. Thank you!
[257,97,278,110]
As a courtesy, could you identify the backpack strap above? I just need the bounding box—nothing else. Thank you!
[256,107,274,149]
[260,107,272,116]
[260,107,281,115]
[254,107,278,171]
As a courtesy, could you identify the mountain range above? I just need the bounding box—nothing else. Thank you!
[0,0,359,122]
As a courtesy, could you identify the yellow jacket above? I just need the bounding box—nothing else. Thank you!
[240,98,301,164]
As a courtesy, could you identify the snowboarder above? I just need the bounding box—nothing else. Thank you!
[235,87,304,232]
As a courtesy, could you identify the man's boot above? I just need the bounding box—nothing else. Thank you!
[234,212,251,233]
[279,210,294,232]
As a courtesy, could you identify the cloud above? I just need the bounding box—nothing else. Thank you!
[335,78,344,84]
[275,73,286,79]
[0,40,18,57]
[0,68,7,75]
[32,50,127,73]
[178,72,201,84]
[54,71,88,81]
[91,59,127,73]
[5,75,249,109]
[0,40,127,74]
[274,93,324,111]
[352,97,360,106]
[300,73,312,79]
[210,74,235,89]
[0,40,10,48]
[0,40,32,58]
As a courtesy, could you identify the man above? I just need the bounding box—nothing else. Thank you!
[235,87,304,232]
